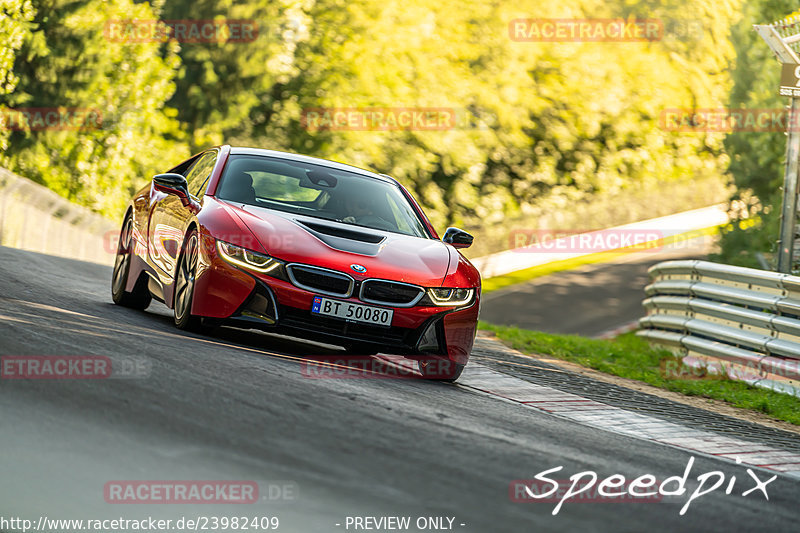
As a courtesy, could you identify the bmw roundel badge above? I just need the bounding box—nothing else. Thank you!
[350,264,367,273]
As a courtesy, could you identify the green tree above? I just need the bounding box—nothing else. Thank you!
[0,0,36,150]
[255,0,738,233]
[1,0,188,218]
[0,0,744,245]
[714,0,798,268]
[159,0,311,151]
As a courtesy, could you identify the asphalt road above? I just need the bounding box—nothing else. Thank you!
[1,245,798,532]
[479,241,713,337]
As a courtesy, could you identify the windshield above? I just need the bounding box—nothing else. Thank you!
[216,155,430,238]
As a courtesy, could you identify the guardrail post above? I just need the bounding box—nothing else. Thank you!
[779,97,800,273]
[755,20,800,272]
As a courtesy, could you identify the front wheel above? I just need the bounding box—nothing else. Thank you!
[417,357,465,382]
[173,230,201,331]
[111,214,151,310]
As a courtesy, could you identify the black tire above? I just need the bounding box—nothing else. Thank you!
[111,215,151,310]
[173,230,202,331]
[417,357,465,382]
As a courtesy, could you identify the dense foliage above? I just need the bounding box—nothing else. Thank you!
[0,0,36,149]
[1,0,186,214]
[1,0,750,254]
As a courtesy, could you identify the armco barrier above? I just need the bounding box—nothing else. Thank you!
[638,260,800,397]
[0,167,115,265]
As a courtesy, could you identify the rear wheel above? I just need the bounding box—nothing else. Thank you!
[111,215,151,310]
[174,230,201,331]
[417,357,465,382]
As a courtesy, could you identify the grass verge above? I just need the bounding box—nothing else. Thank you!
[479,321,800,426]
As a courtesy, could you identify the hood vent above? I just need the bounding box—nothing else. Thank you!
[294,219,385,256]
[297,220,385,243]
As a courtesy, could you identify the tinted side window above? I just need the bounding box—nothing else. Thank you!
[184,151,217,199]
[168,154,201,176]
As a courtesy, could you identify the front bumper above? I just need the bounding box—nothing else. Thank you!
[191,236,478,363]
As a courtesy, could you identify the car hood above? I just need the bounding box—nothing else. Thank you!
[226,202,452,286]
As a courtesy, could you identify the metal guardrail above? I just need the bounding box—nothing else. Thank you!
[638,260,800,397]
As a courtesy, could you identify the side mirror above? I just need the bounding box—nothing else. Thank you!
[153,173,190,205]
[442,227,474,249]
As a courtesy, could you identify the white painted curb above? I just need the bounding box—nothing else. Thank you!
[471,204,729,279]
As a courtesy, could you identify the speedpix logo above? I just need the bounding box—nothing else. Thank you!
[511,457,776,515]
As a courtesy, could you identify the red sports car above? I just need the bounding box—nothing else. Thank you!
[112,146,481,380]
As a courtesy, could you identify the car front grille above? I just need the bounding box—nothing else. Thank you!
[278,305,414,349]
[286,264,354,297]
[359,279,424,307]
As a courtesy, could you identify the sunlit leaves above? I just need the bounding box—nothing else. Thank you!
[1,0,188,218]
[2,0,741,240]
[0,0,36,149]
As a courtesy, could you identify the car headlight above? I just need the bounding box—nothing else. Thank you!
[426,287,474,306]
[216,240,279,273]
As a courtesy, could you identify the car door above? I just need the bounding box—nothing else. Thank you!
[148,150,218,277]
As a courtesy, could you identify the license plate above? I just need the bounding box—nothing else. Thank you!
[311,296,393,326]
